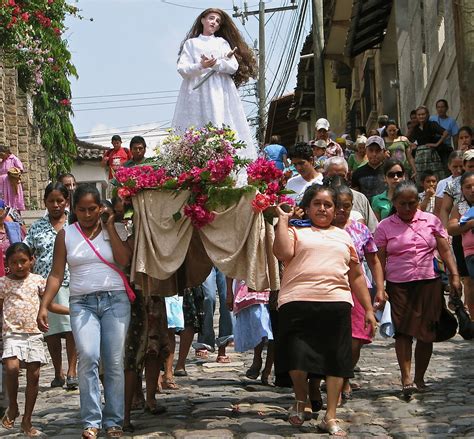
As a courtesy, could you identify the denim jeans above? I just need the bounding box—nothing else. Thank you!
[195,267,234,351]
[70,290,130,430]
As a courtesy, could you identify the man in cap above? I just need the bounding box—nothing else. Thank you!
[351,135,386,202]
[314,118,343,158]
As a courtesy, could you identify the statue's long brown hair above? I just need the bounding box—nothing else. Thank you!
[178,8,257,87]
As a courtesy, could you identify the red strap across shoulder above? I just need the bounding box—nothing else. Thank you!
[74,223,135,303]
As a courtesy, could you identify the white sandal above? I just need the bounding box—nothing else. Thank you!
[288,399,306,426]
[318,417,347,437]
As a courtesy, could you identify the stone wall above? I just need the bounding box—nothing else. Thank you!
[0,59,49,210]
[395,0,460,129]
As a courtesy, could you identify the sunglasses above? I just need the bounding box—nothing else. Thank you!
[387,171,404,178]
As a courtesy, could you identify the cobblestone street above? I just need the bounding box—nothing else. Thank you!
[1,333,473,438]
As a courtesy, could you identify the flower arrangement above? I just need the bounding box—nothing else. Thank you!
[0,0,85,177]
[114,124,293,228]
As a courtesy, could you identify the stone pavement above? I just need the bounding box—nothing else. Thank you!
[1,334,473,438]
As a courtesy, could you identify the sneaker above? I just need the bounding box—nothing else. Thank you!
[50,377,65,388]
[66,376,79,391]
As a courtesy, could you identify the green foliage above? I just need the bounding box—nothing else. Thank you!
[0,0,81,179]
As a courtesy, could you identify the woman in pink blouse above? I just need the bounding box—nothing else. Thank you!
[374,181,460,397]
[0,145,25,211]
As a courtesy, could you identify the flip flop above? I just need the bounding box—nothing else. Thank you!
[216,355,231,363]
[402,383,417,398]
[173,369,188,377]
[1,409,19,429]
[105,426,123,438]
[195,349,209,359]
[161,378,179,390]
[82,427,99,439]
[21,425,44,437]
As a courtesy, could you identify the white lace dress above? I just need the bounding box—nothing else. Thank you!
[172,34,257,161]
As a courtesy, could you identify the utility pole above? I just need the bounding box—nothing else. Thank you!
[234,1,298,146]
[258,1,265,145]
[312,0,326,119]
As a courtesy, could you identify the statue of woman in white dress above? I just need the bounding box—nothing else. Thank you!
[172,8,258,161]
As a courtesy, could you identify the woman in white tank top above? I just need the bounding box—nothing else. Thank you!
[37,184,132,439]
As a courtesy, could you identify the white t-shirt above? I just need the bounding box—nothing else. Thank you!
[286,174,324,203]
[435,175,453,198]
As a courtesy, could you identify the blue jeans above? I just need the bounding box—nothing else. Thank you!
[70,290,130,430]
[195,267,234,351]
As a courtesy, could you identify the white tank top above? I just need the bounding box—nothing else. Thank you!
[64,224,125,296]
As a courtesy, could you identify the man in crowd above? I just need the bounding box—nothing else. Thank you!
[314,118,343,158]
[286,142,323,202]
[125,136,147,167]
[101,134,132,179]
[376,115,389,135]
[263,135,288,171]
[429,99,459,150]
[351,135,386,202]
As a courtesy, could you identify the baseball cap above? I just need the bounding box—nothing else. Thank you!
[355,135,368,145]
[315,118,330,131]
[366,135,385,150]
[463,150,474,161]
[311,140,327,149]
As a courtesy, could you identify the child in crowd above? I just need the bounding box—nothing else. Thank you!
[418,170,438,214]
[0,243,56,437]
[311,140,328,169]
[447,171,474,318]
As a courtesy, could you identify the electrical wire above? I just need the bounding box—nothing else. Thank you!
[73,95,178,106]
[72,90,179,100]
[73,102,176,112]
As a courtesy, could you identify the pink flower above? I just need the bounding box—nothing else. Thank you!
[207,155,234,183]
[21,12,29,22]
[59,98,70,106]
[247,158,283,184]
[278,195,295,206]
[251,193,272,213]
[117,187,132,200]
[267,181,280,194]
[184,204,215,228]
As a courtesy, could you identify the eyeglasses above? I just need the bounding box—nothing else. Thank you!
[387,171,404,178]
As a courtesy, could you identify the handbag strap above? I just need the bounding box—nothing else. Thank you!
[73,222,135,303]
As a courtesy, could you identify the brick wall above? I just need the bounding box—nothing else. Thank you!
[0,59,49,210]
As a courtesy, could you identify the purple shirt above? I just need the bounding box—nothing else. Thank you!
[344,219,378,287]
[374,210,447,283]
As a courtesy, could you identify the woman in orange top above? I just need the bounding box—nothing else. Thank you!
[273,184,376,436]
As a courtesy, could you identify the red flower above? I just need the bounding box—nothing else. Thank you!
[13,6,20,15]
[117,187,132,200]
[6,16,17,28]
[53,27,61,35]
[184,204,215,228]
[267,181,280,194]
[251,193,272,213]
[59,98,71,106]
[21,12,30,22]
[8,0,16,6]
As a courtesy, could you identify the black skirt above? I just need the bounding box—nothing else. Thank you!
[276,301,353,380]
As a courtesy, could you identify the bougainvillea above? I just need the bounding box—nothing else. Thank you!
[0,0,83,177]
[114,124,293,228]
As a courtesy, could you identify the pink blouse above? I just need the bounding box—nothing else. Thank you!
[374,210,447,283]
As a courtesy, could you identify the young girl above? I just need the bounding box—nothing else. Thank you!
[172,8,258,161]
[371,159,406,220]
[447,171,474,318]
[434,150,464,216]
[0,243,49,437]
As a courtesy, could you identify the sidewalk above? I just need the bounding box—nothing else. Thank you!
[0,334,473,438]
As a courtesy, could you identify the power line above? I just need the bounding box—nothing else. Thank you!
[73,95,178,106]
[74,102,177,112]
[73,90,179,100]
[75,119,171,137]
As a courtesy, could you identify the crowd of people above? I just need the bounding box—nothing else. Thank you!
[0,3,470,437]
[0,97,471,438]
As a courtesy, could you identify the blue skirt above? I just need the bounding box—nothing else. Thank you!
[234,304,273,353]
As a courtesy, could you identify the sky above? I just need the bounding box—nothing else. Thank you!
[66,0,311,150]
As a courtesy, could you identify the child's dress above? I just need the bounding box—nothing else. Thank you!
[0,274,48,364]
